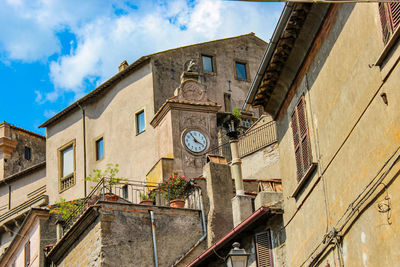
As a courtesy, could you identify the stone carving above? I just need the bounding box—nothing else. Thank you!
[181,81,206,101]
[182,114,207,129]
[186,60,196,72]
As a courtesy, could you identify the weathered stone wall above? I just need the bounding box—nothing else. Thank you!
[99,203,203,267]
[275,4,400,266]
[4,127,45,178]
[57,216,102,267]
[151,34,267,115]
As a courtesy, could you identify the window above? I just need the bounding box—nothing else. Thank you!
[122,185,128,199]
[291,97,312,181]
[24,240,30,267]
[136,110,145,134]
[24,147,31,160]
[379,3,400,44]
[202,55,214,72]
[256,230,274,267]
[224,93,232,112]
[235,62,247,80]
[58,140,76,192]
[95,137,104,161]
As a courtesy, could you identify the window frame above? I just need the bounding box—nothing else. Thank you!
[58,139,76,193]
[290,96,317,198]
[234,60,249,81]
[136,110,146,135]
[201,54,216,74]
[94,136,104,162]
[24,146,31,161]
[24,240,30,267]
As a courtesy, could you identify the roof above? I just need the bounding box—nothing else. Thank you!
[2,161,46,183]
[187,205,283,266]
[244,3,329,118]
[40,33,265,129]
[0,208,50,265]
[0,122,45,139]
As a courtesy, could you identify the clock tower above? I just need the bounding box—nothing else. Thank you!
[150,66,221,180]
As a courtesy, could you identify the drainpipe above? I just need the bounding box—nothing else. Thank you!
[149,210,158,267]
[77,103,87,197]
[230,138,244,196]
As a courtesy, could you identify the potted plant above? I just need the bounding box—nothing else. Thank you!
[139,192,154,205]
[85,163,127,202]
[161,172,188,208]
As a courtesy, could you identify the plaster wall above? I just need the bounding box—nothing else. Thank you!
[276,4,400,266]
[9,168,46,210]
[11,219,40,267]
[46,63,154,203]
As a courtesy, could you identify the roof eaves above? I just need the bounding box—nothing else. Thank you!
[39,56,151,128]
[187,206,272,267]
[243,3,296,111]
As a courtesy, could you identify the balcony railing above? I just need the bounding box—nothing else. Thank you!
[238,120,277,157]
[62,177,197,233]
[202,121,277,164]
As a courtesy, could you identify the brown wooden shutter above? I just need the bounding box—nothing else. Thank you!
[291,97,312,181]
[389,3,400,29]
[379,3,400,44]
[379,3,391,44]
[256,230,274,267]
[24,240,30,267]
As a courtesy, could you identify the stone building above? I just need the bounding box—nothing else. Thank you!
[245,2,400,266]
[37,33,267,204]
[0,122,47,254]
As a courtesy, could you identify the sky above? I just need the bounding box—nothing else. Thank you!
[0,0,284,135]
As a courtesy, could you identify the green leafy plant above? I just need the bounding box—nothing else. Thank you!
[140,192,153,201]
[85,163,127,192]
[50,198,83,220]
[232,107,241,119]
[160,172,188,200]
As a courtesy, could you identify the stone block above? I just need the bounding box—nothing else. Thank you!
[254,191,283,210]
[231,195,253,227]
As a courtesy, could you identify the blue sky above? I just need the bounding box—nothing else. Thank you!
[0,0,283,135]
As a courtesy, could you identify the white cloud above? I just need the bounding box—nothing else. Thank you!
[0,0,283,102]
[43,109,57,118]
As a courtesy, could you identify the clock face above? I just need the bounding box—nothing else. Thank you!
[184,130,208,153]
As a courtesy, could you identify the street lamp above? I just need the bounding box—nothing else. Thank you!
[226,242,250,267]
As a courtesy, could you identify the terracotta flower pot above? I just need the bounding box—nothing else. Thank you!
[104,193,119,202]
[170,199,185,208]
[140,200,153,205]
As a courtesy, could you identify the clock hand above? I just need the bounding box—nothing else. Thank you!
[190,133,202,145]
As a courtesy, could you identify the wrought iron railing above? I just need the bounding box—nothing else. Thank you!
[238,120,277,157]
[61,177,197,233]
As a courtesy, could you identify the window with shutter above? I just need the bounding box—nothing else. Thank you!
[256,230,274,267]
[24,240,30,267]
[291,97,312,181]
[378,3,400,44]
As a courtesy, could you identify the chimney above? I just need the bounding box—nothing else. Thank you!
[118,60,129,72]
